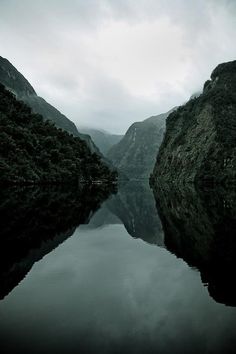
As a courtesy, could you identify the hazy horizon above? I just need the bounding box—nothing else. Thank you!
[1,0,236,134]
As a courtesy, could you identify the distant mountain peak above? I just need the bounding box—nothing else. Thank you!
[79,127,123,155]
[107,109,175,178]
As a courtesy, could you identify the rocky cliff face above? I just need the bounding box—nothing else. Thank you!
[0,56,100,154]
[107,110,173,179]
[151,60,236,186]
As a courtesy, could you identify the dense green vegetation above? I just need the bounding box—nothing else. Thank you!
[0,55,104,155]
[0,83,117,184]
[151,60,236,185]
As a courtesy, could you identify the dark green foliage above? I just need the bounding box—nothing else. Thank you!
[0,83,117,184]
[151,60,236,186]
[0,56,106,155]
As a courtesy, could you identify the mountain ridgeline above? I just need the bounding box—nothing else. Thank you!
[151,60,236,186]
[0,83,117,184]
[107,111,173,179]
[0,56,100,154]
[79,128,123,155]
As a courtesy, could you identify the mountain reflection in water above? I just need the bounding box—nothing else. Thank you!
[0,181,236,354]
[84,181,164,246]
[0,184,115,299]
[153,184,236,307]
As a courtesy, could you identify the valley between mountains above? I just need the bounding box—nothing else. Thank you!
[0,55,236,186]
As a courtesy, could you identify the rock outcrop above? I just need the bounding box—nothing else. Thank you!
[151,60,236,186]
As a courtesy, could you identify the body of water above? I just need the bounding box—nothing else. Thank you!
[0,182,236,353]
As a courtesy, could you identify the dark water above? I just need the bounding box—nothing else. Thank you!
[0,182,236,354]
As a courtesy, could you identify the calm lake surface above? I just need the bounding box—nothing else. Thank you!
[0,182,236,354]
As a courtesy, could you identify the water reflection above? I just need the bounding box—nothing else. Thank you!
[86,181,164,246]
[0,184,115,299]
[1,182,236,353]
[153,184,236,306]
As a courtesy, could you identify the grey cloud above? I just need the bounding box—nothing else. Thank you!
[0,0,236,133]
[58,75,174,133]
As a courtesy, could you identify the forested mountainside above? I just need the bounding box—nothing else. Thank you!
[107,110,173,178]
[0,83,117,184]
[0,56,100,154]
[151,60,236,186]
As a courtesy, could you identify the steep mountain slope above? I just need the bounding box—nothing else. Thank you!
[107,110,173,178]
[0,56,99,153]
[79,127,123,155]
[0,83,117,184]
[151,60,236,186]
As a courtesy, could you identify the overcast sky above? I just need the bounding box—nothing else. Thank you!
[0,0,236,133]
